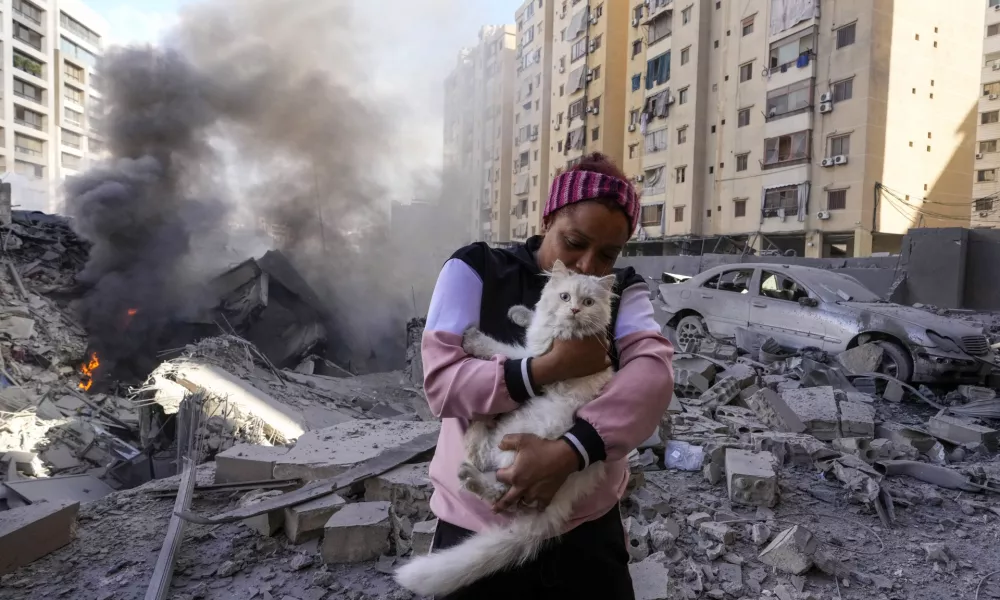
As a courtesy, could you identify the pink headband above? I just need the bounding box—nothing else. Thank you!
[544,169,641,234]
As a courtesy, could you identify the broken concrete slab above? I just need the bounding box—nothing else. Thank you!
[928,413,999,450]
[699,521,736,545]
[624,516,651,561]
[629,552,671,600]
[725,449,778,508]
[0,315,35,340]
[838,400,875,438]
[411,519,437,556]
[320,501,392,564]
[751,432,836,466]
[238,490,285,537]
[720,363,758,388]
[836,343,884,375]
[745,389,806,434]
[283,492,346,544]
[274,420,439,482]
[674,368,711,397]
[0,499,79,574]
[758,525,816,575]
[673,356,717,382]
[882,380,904,403]
[214,443,290,484]
[363,462,432,520]
[876,422,937,454]
[782,387,839,441]
[4,474,114,504]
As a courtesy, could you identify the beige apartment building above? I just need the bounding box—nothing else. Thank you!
[443,25,517,244]
[975,0,1000,227]
[0,0,106,214]
[625,0,981,258]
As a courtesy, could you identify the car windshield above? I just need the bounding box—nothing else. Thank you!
[810,276,882,302]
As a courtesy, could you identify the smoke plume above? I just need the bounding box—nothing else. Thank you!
[66,0,484,372]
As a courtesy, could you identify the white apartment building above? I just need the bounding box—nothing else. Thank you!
[975,0,1000,227]
[626,0,981,258]
[0,0,106,214]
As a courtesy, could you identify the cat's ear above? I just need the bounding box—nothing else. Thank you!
[598,274,617,291]
[550,259,570,278]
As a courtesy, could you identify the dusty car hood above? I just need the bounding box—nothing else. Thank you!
[838,302,983,336]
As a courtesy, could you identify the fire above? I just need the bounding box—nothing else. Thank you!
[127,308,138,317]
[78,352,100,392]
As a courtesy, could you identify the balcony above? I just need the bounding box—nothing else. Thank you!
[13,54,43,79]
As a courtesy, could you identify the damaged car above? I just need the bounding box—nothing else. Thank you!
[657,263,997,383]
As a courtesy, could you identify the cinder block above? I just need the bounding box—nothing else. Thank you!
[928,413,999,450]
[363,462,432,520]
[836,343,884,375]
[673,357,717,381]
[838,400,875,438]
[674,368,711,397]
[697,377,744,408]
[283,493,346,544]
[624,516,651,561]
[745,389,806,433]
[0,499,80,574]
[214,444,289,484]
[725,449,778,508]
[629,552,671,600]
[411,519,437,556]
[758,526,816,575]
[782,387,838,440]
[321,501,391,564]
[832,438,876,463]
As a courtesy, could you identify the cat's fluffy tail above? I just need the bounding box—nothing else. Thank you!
[394,510,560,597]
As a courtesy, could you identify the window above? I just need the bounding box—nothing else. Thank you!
[13,52,43,78]
[14,105,43,130]
[63,61,84,84]
[739,61,753,82]
[592,35,602,50]
[640,204,664,226]
[981,140,998,154]
[682,7,691,24]
[64,85,84,105]
[988,52,1000,69]
[764,131,810,166]
[836,23,856,49]
[571,39,588,62]
[13,22,43,51]
[734,199,747,217]
[592,127,600,141]
[742,15,754,36]
[736,153,749,172]
[65,107,84,127]
[60,11,102,47]
[14,0,43,25]
[702,269,754,294]
[832,78,853,102]
[15,160,43,179]
[13,79,43,104]
[633,40,643,57]
[676,166,686,183]
[643,167,665,194]
[976,198,995,212]
[769,31,814,69]
[829,134,850,156]
[990,24,1000,37]
[89,138,104,154]
[767,79,812,119]
[62,152,82,170]
[978,169,997,182]
[986,82,1000,97]
[632,74,641,91]
[674,206,684,221]
[61,37,98,68]
[760,271,810,302]
[983,111,999,125]
[569,98,586,119]
[591,65,601,80]
[644,128,667,153]
[62,129,81,149]
[649,13,672,43]
[633,5,644,20]
[738,108,750,127]
[677,127,688,144]
[15,133,43,157]
[645,51,671,89]
[679,87,689,104]
[763,185,799,216]
[828,189,847,210]
[992,0,1000,7]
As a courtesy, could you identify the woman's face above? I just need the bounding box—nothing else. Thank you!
[536,201,630,277]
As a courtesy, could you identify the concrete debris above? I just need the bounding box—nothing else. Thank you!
[363,462,433,520]
[836,343,884,375]
[238,489,286,536]
[283,493,346,544]
[745,388,807,433]
[675,368,711,397]
[699,521,735,545]
[758,526,817,575]
[624,516,651,561]
[781,387,840,440]
[927,412,999,449]
[214,443,290,484]
[321,501,392,564]
[411,518,436,556]
[629,552,671,600]
[724,449,778,508]
[751,522,771,546]
[0,499,79,574]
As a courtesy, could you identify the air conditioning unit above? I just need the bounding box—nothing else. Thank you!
[992,94,999,101]
[666,95,675,105]
[821,157,834,167]
[586,72,594,82]
[817,210,831,220]
[819,92,833,103]
[554,123,561,131]
[628,124,637,132]
[632,17,641,27]
[977,152,984,159]
[819,102,834,113]
[590,16,599,25]
[592,106,600,115]
[589,41,597,52]
[833,154,848,165]
[559,65,566,73]
[993,63,1000,71]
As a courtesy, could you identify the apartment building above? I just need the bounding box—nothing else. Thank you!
[975,0,1000,227]
[626,0,981,258]
[510,0,553,242]
[442,25,517,244]
[546,0,630,231]
[0,0,106,214]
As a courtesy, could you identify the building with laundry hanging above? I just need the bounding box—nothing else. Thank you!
[443,25,517,244]
[624,0,980,258]
[974,0,1000,228]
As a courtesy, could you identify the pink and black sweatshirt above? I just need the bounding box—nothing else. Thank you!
[422,237,675,535]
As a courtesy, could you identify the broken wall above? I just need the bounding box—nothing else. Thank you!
[963,229,1000,310]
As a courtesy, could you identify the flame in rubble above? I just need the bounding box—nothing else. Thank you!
[78,352,100,392]
[127,308,138,317]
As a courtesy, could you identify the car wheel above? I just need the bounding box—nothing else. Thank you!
[674,315,708,353]
[875,340,913,383]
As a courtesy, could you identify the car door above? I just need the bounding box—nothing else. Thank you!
[748,269,828,349]
[696,267,754,339]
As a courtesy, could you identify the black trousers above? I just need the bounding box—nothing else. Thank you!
[430,504,636,600]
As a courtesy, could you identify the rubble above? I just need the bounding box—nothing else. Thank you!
[214,443,290,484]
[927,412,999,449]
[758,526,817,575]
[0,499,79,574]
[411,518,436,556]
[283,492,346,544]
[725,449,778,507]
[320,501,392,564]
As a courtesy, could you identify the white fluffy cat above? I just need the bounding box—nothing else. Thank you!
[395,259,617,597]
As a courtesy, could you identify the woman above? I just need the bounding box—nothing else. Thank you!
[420,153,674,598]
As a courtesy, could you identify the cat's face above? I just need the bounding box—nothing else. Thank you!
[536,259,616,335]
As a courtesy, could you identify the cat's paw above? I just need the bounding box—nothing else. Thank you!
[507,305,533,328]
[462,326,494,358]
[458,462,486,497]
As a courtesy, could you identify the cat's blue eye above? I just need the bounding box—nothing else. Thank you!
[583,298,594,307]
[559,292,571,302]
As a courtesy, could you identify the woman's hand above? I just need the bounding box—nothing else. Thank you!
[492,434,579,513]
[530,334,611,386]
